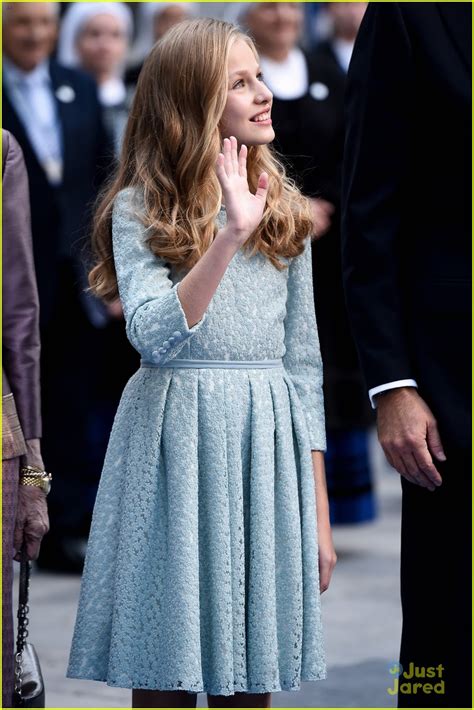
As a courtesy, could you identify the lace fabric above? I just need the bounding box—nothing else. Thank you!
[66,189,327,694]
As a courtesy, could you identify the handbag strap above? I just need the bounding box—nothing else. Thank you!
[14,545,31,702]
[16,545,31,654]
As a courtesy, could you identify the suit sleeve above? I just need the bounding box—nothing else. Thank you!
[2,131,42,439]
[341,3,415,390]
[112,189,208,364]
[283,237,326,451]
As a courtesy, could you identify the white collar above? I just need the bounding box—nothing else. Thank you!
[98,76,127,107]
[3,56,51,87]
[260,47,308,100]
[331,38,355,74]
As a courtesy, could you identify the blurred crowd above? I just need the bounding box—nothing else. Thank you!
[2,1,372,574]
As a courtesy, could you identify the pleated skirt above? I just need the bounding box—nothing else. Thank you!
[66,366,326,695]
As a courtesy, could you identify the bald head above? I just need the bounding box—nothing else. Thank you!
[3,2,59,71]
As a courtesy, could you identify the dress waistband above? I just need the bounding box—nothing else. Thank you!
[140,358,284,370]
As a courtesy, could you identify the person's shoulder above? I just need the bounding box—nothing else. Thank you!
[2,129,11,159]
[114,186,144,208]
[2,129,26,177]
[287,235,311,267]
[366,2,423,29]
[112,187,146,227]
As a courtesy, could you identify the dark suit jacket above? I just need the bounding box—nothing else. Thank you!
[312,39,347,81]
[341,3,471,450]
[2,60,113,326]
[2,130,42,459]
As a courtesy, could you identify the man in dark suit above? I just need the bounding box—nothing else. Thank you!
[2,2,120,572]
[341,4,471,707]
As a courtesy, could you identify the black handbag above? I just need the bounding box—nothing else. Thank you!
[13,546,45,708]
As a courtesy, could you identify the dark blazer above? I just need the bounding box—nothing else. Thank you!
[2,130,42,459]
[312,39,347,81]
[341,3,471,451]
[2,60,113,326]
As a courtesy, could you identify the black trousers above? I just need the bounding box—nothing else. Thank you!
[40,261,138,537]
[398,447,471,708]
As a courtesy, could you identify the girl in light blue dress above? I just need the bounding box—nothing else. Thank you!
[67,18,336,709]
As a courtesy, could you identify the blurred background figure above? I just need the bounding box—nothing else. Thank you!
[2,129,49,707]
[125,2,197,88]
[301,2,325,50]
[233,1,374,525]
[58,2,134,157]
[313,3,368,74]
[2,1,138,572]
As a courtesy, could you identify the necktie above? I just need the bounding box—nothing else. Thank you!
[15,75,63,185]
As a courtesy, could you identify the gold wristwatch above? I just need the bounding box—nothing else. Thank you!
[19,465,52,496]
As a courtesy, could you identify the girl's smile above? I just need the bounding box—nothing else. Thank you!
[250,108,272,125]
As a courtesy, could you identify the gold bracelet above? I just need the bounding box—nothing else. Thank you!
[19,465,52,495]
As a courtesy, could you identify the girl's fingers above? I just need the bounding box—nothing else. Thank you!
[230,135,239,173]
[215,153,228,185]
[238,143,248,178]
[223,137,232,177]
[254,171,269,201]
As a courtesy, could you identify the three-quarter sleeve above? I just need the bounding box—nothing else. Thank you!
[112,188,208,364]
[283,237,326,451]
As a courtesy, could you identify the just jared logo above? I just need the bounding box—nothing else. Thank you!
[387,662,445,696]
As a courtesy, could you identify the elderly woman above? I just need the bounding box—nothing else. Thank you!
[230,2,375,525]
[58,2,133,156]
[2,130,50,708]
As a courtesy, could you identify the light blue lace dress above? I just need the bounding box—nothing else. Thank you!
[66,188,327,695]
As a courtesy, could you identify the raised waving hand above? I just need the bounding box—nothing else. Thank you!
[216,136,269,244]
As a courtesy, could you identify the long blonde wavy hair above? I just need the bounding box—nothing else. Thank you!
[89,18,314,303]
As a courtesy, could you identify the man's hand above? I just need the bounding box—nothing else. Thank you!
[106,298,124,320]
[375,387,446,491]
[308,197,334,239]
[13,486,50,561]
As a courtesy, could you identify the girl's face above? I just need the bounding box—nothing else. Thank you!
[76,14,128,78]
[220,39,274,148]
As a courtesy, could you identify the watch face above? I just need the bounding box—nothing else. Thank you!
[42,474,52,495]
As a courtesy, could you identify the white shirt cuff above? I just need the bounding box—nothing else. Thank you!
[368,379,418,409]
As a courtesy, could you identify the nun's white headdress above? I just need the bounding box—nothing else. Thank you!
[57,2,133,69]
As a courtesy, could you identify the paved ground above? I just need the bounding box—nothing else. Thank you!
[14,430,402,708]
